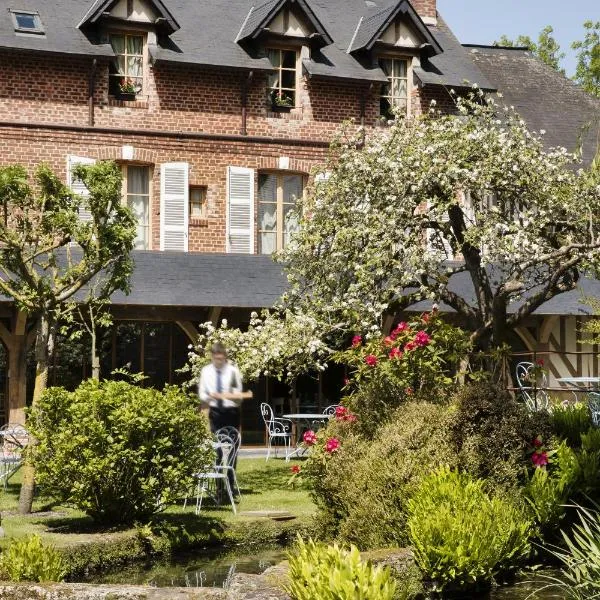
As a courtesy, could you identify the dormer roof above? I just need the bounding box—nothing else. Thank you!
[236,0,333,46]
[78,0,180,35]
[348,0,441,54]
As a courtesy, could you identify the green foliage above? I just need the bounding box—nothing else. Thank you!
[407,469,532,592]
[286,538,397,600]
[572,21,600,98]
[551,403,593,447]
[0,535,65,582]
[337,313,470,433]
[496,26,565,73]
[304,402,457,549]
[450,381,553,489]
[27,379,212,525]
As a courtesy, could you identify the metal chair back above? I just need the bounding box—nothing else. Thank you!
[589,392,600,427]
[215,432,235,468]
[515,361,549,411]
[260,402,275,424]
[216,427,241,464]
[323,404,339,417]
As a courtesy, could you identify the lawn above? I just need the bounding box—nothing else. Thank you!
[0,458,314,561]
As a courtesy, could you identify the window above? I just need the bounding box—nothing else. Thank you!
[266,48,298,108]
[189,186,207,219]
[379,58,409,118]
[123,165,151,250]
[11,10,44,34]
[109,33,145,97]
[258,173,303,254]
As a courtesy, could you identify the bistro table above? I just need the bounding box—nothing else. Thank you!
[283,413,332,459]
[557,377,600,402]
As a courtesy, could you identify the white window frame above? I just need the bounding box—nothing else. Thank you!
[109,32,147,97]
[122,164,152,250]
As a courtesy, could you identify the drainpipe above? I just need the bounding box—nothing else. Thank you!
[88,58,97,127]
[241,71,254,136]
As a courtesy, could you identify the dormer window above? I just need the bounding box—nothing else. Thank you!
[379,57,410,118]
[266,48,298,110]
[11,10,44,34]
[109,33,146,99]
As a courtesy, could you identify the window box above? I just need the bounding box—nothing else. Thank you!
[117,91,137,101]
[271,103,293,113]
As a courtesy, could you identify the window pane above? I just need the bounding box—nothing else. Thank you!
[127,56,143,78]
[380,59,393,76]
[258,174,277,202]
[258,203,277,232]
[283,175,303,203]
[392,78,407,98]
[393,60,407,78]
[127,35,144,55]
[115,56,126,75]
[111,35,125,54]
[283,204,299,247]
[392,97,408,112]
[281,70,295,89]
[15,13,36,29]
[267,72,279,89]
[128,196,149,250]
[282,50,296,69]
[127,167,149,195]
[267,48,280,68]
[259,232,277,255]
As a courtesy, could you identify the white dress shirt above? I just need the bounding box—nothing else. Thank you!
[198,362,243,409]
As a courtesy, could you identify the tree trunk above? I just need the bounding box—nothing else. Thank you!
[7,333,27,424]
[18,314,53,514]
[91,325,100,380]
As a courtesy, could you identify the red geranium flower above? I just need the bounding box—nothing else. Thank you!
[384,336,394,346]
[414,331,431,347]
[405,341,417,352]
[405,387,414,396]
[532,436,543,448]
[290,465,301,474]
[536,358,545,367]
[335,406,348,419]
[325,437,340,453]
[303,430,317,446]
[345,413,357,424]
[351,335,362,348]
[532,452,548,468]
[389,347,403,359]
[364,354,378,367]
[394,322,409,334]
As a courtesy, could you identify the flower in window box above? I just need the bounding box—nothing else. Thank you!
[271,91,293,110]
[118,78,137,99]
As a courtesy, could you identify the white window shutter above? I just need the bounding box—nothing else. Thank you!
[160,162,189,252]
[227,166,255,254]
[67,155,96,223]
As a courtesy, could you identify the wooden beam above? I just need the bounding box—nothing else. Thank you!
[176,321,200,343]
[210,307,222,326]
[0,321,12,349]
[514,326,537,351]
[539,315,559,345]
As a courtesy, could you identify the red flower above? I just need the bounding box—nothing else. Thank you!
[384,336,394,346]
[532,436,543,448]
[290,465,301,474]
[364,354,378,367]
[394,322,409,334]
[414,331,431,347]
[303,430,317,446]
[343,377,350,386]
[532,452,548,468]
[325,437,340,453]
[389,347,403,360]
[405,341,417,352]
[536,358,545,367]
[351,335,363,348]
[405,387,414,396]
[335,406,348,419]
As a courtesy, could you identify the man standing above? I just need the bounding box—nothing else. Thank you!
[198,342,244,433]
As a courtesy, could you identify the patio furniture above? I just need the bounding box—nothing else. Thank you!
[283,412,333,459]
[557,377,600,403]
[215,427,242,497]
[322,405,340,417]
[515,362,550,412]
[0,424,28,490]
[186,437,237,515]
[589,392,600,427]
[261,403,293,462]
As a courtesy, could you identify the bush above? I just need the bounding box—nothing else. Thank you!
[304,401,457,549]
[450,381,553,490]
[0,535,65,582]
[407,468,532,592]
[551,403,593,447]
[28,380,212,525]
[285,537,397,600]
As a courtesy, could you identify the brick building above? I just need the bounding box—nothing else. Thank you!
[0,0,597,436]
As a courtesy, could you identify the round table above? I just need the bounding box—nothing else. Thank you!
[283,413,332,459]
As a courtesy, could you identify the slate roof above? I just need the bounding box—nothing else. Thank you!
[466,45,600,165]
[0,0,491,86]
[108,251,287,308]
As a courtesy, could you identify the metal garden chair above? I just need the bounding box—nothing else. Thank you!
[516,362,550,412]
[588,392,600,427]
[260,403,292,462]
[215,427,242,497]
[0,424,28,490]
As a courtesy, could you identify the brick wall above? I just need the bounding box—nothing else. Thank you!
[411,0,437,20]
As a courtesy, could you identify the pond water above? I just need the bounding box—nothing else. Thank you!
[87,546,287,588]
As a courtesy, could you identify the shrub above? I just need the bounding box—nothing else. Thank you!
[303,401,457,549]
[28,380,212,525]
[450,381,553,490]
[551,403,593,447]
[0,535,65,582]
[407,468,532,592]
[285,537,397,600]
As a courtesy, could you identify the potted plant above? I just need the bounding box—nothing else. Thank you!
[271,90,293,112]
[118,78,137,101]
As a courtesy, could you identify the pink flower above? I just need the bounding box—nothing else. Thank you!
[414,331,431,347]
[325,437,340,453]
[389,347,403,360]
[351,335,362,348]
[335,406,348,419]
[394,322,409,334]
[291,465,301,474]
[404,341,417,352]
[532,436,543,448]
[364,354,378,367]
[303,430,317,446]
[344,414,357,424]
[532,452,548,468]
[384,336,394,346]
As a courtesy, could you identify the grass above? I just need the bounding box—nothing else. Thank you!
[0,457,314,553]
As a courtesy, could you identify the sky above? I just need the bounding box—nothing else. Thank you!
[437,0,598,76]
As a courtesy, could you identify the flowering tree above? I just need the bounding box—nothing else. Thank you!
[278,94,600,351]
